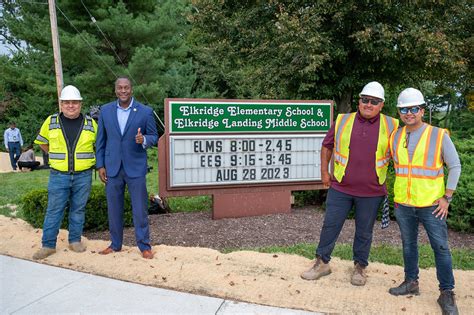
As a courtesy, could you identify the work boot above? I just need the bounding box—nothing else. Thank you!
[33,247,56,260]
[301,257,331,280]
[68,242,87,253]
[351,263,367,286]
[437,290,459,315]
[389,279,420,296]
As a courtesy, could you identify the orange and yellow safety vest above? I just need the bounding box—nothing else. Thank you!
[390,124,446,207]
[333,113,399,185]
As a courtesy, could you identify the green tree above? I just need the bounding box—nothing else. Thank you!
[190,1,471,114]
[0,0,198,141]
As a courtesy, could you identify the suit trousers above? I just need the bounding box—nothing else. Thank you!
[106,167,151,252]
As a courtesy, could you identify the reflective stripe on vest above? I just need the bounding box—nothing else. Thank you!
[83,117,95,132]
[335,113,353,162]
[376,115,397,168]
[76,152,95,159]
[49,152,66,160]
[394,166,444,178]
[49,114,61,130]
[35,134,48,144]
[334,153,348,166]
[425,126,442,168]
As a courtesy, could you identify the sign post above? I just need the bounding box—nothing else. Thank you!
[158,99,333,219]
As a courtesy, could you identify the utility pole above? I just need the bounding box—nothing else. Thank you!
[48,0,63,111]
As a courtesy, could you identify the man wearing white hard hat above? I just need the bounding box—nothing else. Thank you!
[301,82,399,286]
[33,85,98,260]
[389,88,461,315]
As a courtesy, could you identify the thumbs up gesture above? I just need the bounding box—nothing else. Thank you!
[135,127,144,144]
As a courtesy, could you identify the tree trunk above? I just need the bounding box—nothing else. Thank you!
[443,102,451,129]
[336,88,353,114]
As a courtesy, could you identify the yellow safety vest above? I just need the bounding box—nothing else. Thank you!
[34,113,97,172]
[390,124,446,207]
[333,113,399,185]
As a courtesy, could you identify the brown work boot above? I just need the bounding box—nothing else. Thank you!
[68,242,87,253]
[301,257,331,280]
[351,263,367,286]
[33,247,56,260]
[389,280,420,296]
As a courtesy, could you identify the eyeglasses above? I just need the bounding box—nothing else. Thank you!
[360,98,382,106]
[399,107,421,115]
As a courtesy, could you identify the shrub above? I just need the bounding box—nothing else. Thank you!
[21,186,134,231]
[293,190,327,207]
[447,136,474,232]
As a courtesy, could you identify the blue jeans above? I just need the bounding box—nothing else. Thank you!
[394,203,455,290]
[8,142,21,170]
[316,187,383,267]
[42,169,92,248]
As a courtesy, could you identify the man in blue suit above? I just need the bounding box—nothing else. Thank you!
[96,76,158,259]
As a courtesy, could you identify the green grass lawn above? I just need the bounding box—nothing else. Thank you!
[0,150,211,214]
[223,243,474,270]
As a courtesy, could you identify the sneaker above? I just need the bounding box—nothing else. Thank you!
[33,247,56,260]
[68,242,87,253]
[301,257,331,280]
[389,280,420,296]
[351,263,367,286]
[437,290,459,315]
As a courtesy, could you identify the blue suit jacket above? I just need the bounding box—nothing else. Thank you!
[96,99,158,178]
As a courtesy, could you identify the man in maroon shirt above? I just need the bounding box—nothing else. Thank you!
[301,82,398,286]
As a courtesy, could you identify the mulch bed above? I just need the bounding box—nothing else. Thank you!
[84,207,474,251]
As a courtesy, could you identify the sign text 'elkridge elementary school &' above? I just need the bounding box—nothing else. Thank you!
[169,102,331,133]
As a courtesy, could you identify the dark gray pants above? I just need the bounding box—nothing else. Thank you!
[316,187,383,267]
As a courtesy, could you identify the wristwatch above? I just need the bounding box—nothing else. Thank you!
[443,195,453,203]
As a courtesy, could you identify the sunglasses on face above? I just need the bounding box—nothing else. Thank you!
[399,107,421,115]
[360,98,382,106]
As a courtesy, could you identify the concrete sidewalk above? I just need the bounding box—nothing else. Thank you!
[0,255,319,314]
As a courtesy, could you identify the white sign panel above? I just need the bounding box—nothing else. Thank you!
[169,134,324,187]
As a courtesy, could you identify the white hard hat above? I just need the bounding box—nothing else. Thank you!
[359,81,385,101]
[397,88,425,108]
[60,85,82,101]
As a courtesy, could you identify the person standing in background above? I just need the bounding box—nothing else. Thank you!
[4,122,23,171]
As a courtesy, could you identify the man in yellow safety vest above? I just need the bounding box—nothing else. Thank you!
[301,82,398,286]
[33,85,98,260]
[388,88,461,315]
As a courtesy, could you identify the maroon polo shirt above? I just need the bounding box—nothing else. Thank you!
[322,111,387,197]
